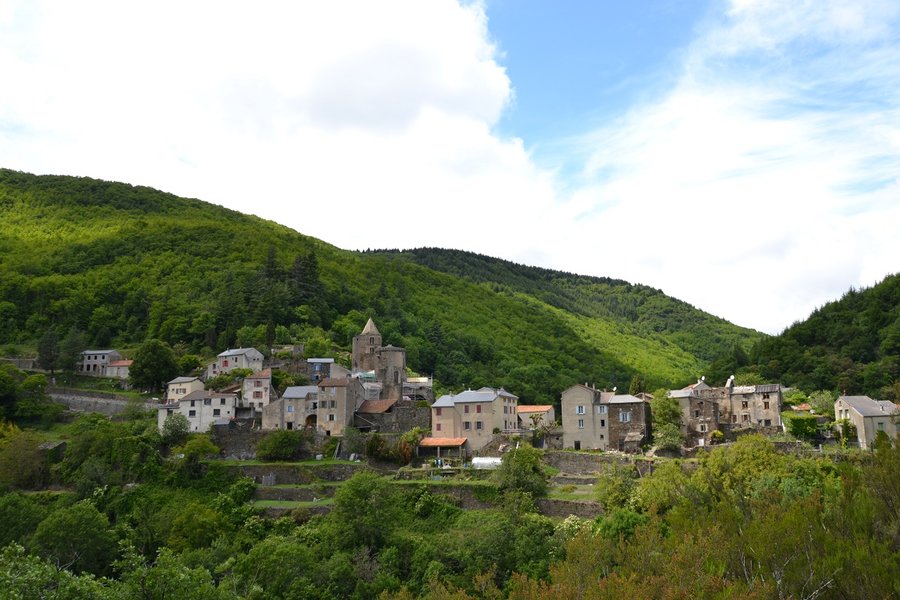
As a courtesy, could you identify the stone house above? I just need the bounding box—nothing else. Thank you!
[670,377,783,445]
[242,369,275,412]
[304,358,350,383]
[206,348,264,379]
[353,397,431,434]
[262,385,319,430]
[560,384,649,452]
[668,383,720,447]
[835,395,898,449]
[166,376,205,404]
[261,377,366,436]
[158,390,238,433]
[430,387,519,452]
[516,405,556,430]
[78,350,122,376]
[316,377,367,436]
[104,359,132,381]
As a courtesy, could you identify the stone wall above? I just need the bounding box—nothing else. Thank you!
[211,424,268,460]
[536,498,603,519]
[354,406,431,435]
[543,450,656,477]
[49,388,161,416]
[235,463,366,485]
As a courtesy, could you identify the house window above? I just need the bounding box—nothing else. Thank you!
[190,400,196,407]
[694,410,700,418]
[464,421,471,430]
[577,419,584,429]
[213,409,221,416]
[330,400,336,409]
[204,398,211,406]
[220,398,226,405]
[255,380,262,387]
[732,414,737,423]
[476,405,481,413]
[253,391,263,399]
[464,405,469,414]
[503,406,507,414]
[327,414,336,422]
[330,387,336,396]
[576,405,585,415]
[699,423,708,433]
[764,419,771,426]
[600,419,605,427]
[435,407,442,416]
[596,405,607,414]
[741,401,748,409]
[222,360,229,367]
[188,410,196,417]
[436,423,441,432]
[763,393,770,399]
[764,401,770,410]
[742,414,750,422]
[369,336,375,344]
[287,404,294,413]
[476,421,483,430]
[877,422,885,431]
[619,411,631,423]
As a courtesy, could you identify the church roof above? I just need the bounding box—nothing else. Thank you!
[361,318,380,335]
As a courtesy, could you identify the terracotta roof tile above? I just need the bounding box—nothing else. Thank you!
[516,405,553,413]
[357,399,397,414]
[419,437,467,447]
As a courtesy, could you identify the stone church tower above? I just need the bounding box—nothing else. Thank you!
[352,318,382,372]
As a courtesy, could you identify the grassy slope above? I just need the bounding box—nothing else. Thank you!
[0,169,762,401]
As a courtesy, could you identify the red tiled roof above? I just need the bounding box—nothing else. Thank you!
[357,399,397,414]
[516,405,552,413]
[419,437,467,447]
[249,369,272,378]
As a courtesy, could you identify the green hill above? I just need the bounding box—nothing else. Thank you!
[0,168,762,403]
[738,273,900,399]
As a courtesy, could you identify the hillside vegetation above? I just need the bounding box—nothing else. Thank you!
[0,169,762,402]
[707,273,900,399]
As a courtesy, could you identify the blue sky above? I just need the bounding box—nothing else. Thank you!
[0,0,897,334]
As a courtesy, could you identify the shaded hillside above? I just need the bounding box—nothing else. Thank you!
[373,248,762,363]
[731,274,899,399]
[0,169,761,403]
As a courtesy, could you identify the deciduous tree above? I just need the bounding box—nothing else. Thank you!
[130,339,178,392]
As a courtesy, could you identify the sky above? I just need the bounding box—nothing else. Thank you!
[1,0,898,334]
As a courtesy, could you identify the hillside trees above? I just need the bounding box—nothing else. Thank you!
[37,329,60,374]
[130,339,178,392]
[650,390,684,451]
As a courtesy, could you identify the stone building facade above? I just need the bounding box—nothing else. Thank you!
[431,387,519,451]
[669,377,783,446]
[560,384,649,452]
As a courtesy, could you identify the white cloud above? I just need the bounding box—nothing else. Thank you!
[561,0,900,333]
[0,0,562,262]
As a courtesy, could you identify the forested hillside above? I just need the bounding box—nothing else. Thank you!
[0,169,761,401]
[707,274,899,400]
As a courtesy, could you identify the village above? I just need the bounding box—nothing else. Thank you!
[75,319,898,457]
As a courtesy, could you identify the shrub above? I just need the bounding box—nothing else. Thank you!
[256,430,304,461]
